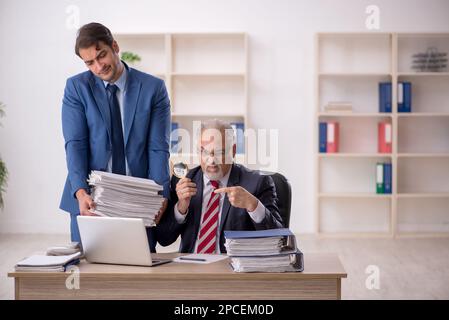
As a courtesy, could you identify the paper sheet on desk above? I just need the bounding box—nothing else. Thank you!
[173,254,228,264]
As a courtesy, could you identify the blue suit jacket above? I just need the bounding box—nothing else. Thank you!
[60,63,171,215]
[156,164,284,253]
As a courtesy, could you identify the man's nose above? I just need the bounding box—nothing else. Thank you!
[93,60,103,74]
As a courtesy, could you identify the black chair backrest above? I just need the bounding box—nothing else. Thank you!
[259,171,292,228]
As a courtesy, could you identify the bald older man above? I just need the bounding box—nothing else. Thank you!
[156,120,283,253]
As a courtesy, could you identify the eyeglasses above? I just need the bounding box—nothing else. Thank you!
[199,148,227,158]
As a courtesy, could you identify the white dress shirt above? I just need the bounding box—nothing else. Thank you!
[103,63,130,175]
[174,167,267,253]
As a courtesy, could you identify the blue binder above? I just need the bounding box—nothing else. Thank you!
[319,122,327,153]
[379,82,392,113]
[224,228,294,239]
[170,122,179,153]
[398,82,412,113]
[383,163,392,194]
[231,122,245,154]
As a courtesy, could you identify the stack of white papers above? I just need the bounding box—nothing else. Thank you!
[230,255,297,273]
[225,237,284,256]
[88,171,164,226]
[224,229,303,273]
[15,252,81,272]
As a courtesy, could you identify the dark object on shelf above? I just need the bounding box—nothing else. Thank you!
[411,47,447,72]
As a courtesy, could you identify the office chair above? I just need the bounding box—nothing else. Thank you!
[259,171,292,228]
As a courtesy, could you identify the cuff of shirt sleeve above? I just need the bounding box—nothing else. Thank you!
[247,200,266,224]
[174,202,188,224]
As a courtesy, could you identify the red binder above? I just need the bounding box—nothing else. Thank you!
[378,122,392,153]
[327,122,339,153]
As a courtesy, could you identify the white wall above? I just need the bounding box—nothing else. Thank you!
[0,0,448,234]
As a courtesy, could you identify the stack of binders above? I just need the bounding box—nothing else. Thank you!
[224,228,304,273]
[376,163,392,194]
[319,121,339,153]
[15,252,81,272]
[88,170,164,226]
[379,82,412,113]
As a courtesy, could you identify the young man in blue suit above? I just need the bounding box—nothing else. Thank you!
[156,120,284,253]
[60,23,170,252]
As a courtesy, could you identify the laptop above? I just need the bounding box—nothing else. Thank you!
[77,216,171,267]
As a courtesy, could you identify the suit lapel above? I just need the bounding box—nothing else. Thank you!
[219,164,240,233]
[123,68,141,147]
[90,75,111,142]
[191,169,204,243]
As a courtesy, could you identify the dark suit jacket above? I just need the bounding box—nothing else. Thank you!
[156,164,284,253]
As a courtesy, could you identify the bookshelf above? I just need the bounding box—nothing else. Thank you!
[316,33,449,237]
[113,33,248,169]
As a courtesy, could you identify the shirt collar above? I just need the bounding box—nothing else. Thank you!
[103,62,127,92]
[203,165,233,189]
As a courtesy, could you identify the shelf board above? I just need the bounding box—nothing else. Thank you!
[318,72,391,77]
[395,232,449,238]
[398,72,449,77]
[398,153,449,158]
[172,32,246,38]
[318,153,392,158]
[172,112,246,118]
[171,72,245,77]
[397,112,449,117]
[318,112,392,118]
[317,232,392,238]
[319,193,392,199]
[397,193,449,198]
[113,33,166,38]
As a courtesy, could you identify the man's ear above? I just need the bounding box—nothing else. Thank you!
[112,40,120,54]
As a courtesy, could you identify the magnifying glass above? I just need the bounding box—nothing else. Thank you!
[173,162,189,179]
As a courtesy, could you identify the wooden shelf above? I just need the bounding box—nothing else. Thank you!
[398,72,449,77]
[397,193,449,198]
[171,72,245,77]
[318,153,392,158]
[317,232,392,238]
[318,112,393,118]
[319,193,392,199]
[172,112,245,118]
[316,32,449,237]
[398,153,449,158]
[397,113,449,117]
[319,72,392,77]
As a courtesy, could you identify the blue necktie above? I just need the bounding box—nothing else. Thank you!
[106,84,126,175]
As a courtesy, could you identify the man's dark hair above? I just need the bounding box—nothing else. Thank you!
[75,22,114,57]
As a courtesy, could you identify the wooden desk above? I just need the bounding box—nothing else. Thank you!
[8,253,346,300]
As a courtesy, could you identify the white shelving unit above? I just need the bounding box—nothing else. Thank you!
[114,33,248,169]
[316,33,449,237]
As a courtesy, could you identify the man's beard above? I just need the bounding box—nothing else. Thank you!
[204,166,224,181]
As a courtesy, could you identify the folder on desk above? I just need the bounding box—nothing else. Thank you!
[224,228,304,272]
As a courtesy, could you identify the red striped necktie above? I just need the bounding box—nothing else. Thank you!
[196,180,220,254]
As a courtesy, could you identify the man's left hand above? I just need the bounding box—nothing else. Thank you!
[214,186,258,212]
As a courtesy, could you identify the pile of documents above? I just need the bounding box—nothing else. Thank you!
[46,242,81,256]
[88,170,164,226]
[224,228,304,273]
[324,101,353,113]
[15,252,81,272]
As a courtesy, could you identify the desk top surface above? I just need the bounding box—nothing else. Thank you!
[8,252,347,280]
